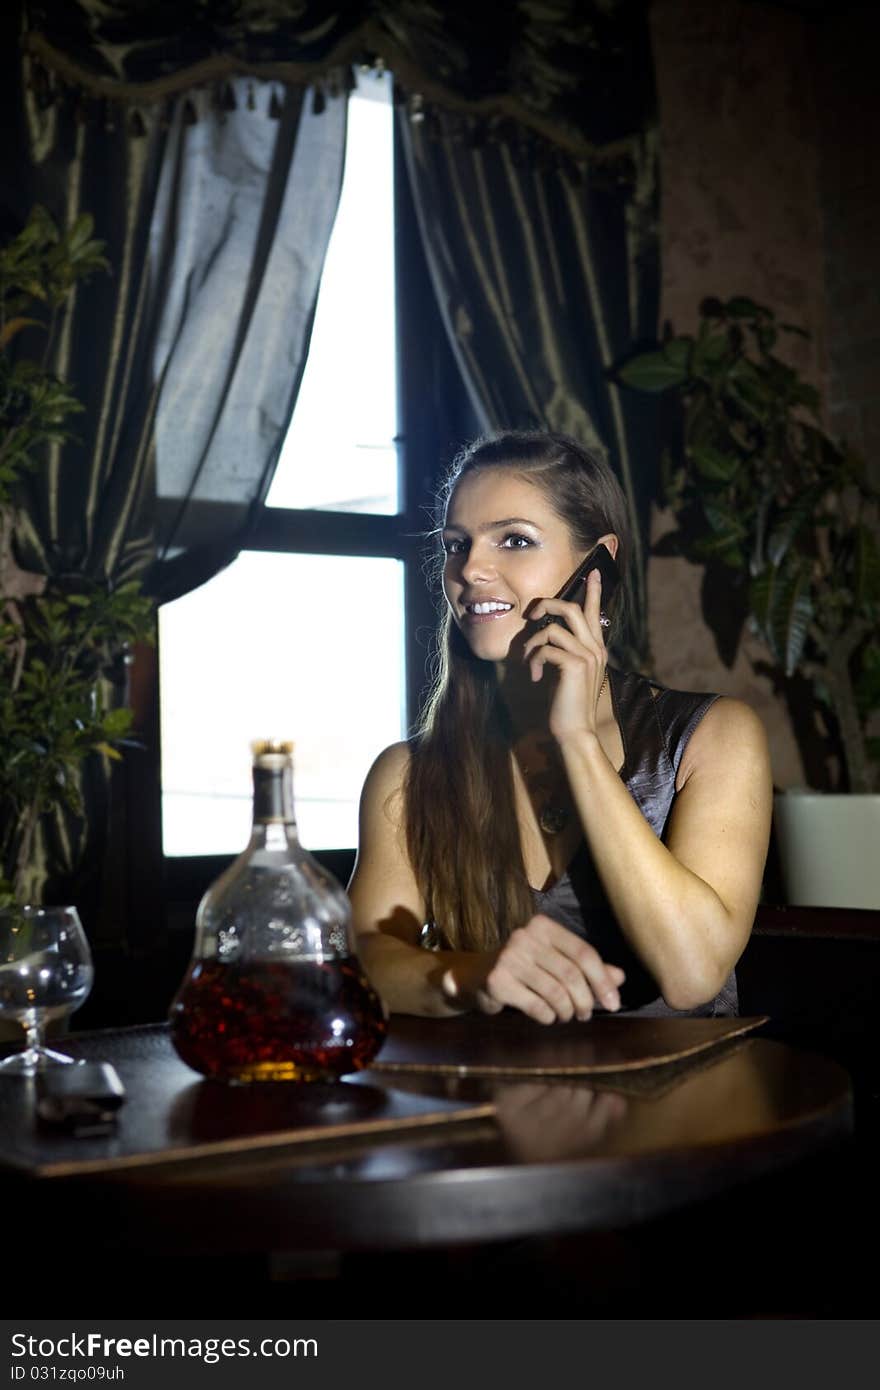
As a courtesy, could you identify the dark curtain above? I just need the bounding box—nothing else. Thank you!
[398,119,660,662]
[146,79,349,600]
[9,74,348,600]
[5,18,348,937]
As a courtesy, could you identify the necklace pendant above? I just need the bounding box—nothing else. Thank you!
[539,804,569,836]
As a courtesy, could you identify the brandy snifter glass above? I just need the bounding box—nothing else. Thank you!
[0,905,94,1076]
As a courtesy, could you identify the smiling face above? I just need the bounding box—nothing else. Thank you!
[441,468,585,663]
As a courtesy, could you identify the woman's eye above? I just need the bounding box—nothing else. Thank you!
[442,537,466,556]
[499,532,534,550]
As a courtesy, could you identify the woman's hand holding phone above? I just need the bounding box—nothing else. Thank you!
[522,544,618,743]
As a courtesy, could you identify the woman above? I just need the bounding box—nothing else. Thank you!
[349,431,772,1022]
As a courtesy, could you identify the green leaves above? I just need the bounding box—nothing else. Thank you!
[617,345,691,392]
[0,580,155,893]
[765,487,822,568]
[0,206,108,314]
[0,317,40,350]
[0,206,109,508]
[0,205,152,897]
[691,320,733,375]
[617,293,880,789]
[688,443,739,483]
[750,563,813,675]
[101,706,135,740]
[724,297,766,319]
[693,500,748,568]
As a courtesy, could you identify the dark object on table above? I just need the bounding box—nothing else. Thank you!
[36,1061,126,1136]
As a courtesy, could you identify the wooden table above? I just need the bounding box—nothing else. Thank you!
[0,1015,853,1261]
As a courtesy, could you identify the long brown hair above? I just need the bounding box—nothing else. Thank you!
[405,431,633,951]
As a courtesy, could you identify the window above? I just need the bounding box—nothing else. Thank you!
[265,78,399,517]
[159,74,408,858]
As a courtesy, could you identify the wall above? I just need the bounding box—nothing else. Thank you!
[813,7,880,487]
[647,0,879,790]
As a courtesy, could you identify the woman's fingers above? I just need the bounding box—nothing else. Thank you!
[478,968,566,1025]
[522,948,597,1021]
[483,945,590,1024]
[523,628,605,691]
[525,916,623,1013]
[526,599,593,645]
[523,597,606,687]
[582,565,604,632]
[526,640,600,687]
[482,916,625,1023]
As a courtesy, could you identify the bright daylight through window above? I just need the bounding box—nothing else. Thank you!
[159,75,405,855]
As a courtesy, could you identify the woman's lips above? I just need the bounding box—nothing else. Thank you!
[461,602,515,625]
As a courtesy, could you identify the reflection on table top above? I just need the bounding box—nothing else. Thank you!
[0,1017,854,1253]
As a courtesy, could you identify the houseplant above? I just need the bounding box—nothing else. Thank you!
[617,296,880,907]
[0,205,154,908]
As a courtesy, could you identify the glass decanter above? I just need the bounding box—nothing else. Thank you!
[168,740,387,1082]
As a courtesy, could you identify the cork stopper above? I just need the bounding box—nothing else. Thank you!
[250,739,294,759]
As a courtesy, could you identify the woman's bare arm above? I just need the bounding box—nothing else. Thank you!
[559,696,772,1009]
[349,742,626,1022]
[348,742,482,1017]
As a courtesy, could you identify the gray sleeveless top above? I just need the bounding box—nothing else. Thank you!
[532,666,739,1017]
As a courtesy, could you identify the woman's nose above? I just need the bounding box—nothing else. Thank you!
[459,543,497,584]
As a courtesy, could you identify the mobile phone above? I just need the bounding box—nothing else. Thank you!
[36,1061,126,1136]
[534,543,620,630]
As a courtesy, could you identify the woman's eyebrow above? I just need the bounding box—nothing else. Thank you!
[442,517,543,534]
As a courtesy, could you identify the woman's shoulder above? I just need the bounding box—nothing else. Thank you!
[687,693,768,748]
[676,694,770,788]
[363,740,412,793]
[358,741,412,834]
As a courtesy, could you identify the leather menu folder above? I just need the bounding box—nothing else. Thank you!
[370,1012,769,1077]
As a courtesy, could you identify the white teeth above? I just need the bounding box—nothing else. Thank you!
[469,601,513,615]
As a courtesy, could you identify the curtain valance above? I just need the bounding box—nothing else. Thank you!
[23,0,655,172]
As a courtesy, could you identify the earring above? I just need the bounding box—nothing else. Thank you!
[599,611,611,629]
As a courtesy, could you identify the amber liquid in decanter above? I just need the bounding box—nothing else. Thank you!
[168,739,387,1083]
[170,957,386,1082]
